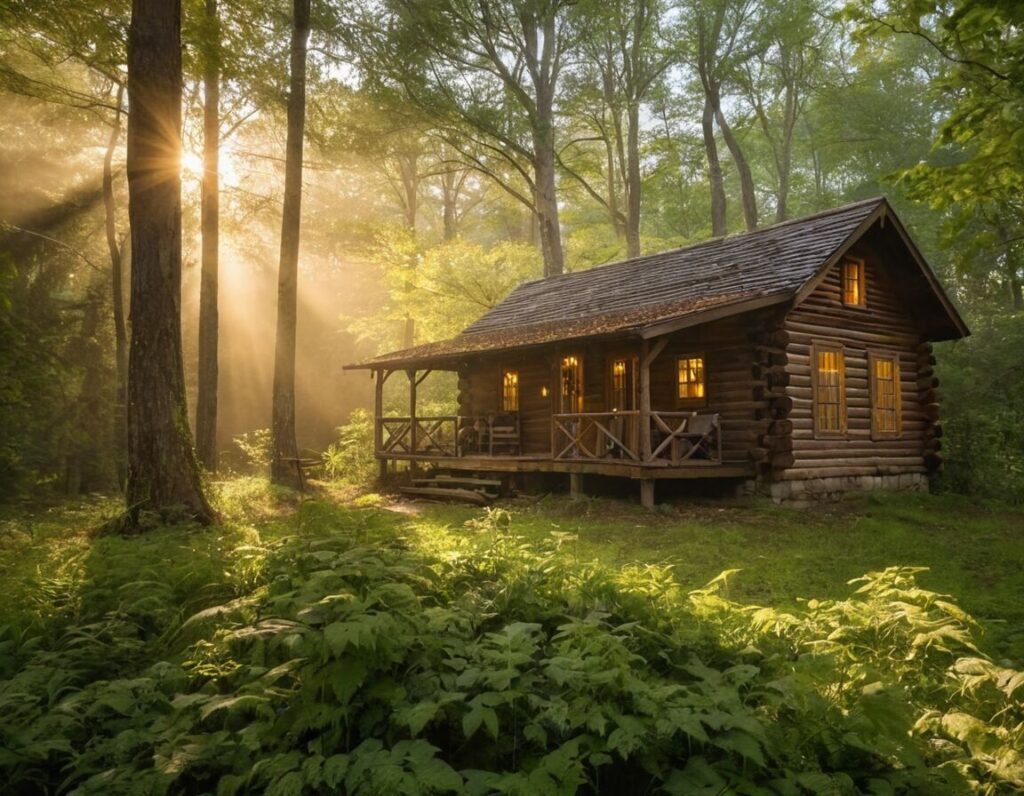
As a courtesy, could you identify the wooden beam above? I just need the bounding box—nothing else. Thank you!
[569,473,584,500]
[638,294,791,340]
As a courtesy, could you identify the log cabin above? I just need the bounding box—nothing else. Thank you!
[345,197,968,506]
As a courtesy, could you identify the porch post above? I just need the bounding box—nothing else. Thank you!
[640,340,652,461]
[640,479,655,510]
[375,369,386,482]
[569,472,584,500]
[640,336,668,463]
[407,369,418,456]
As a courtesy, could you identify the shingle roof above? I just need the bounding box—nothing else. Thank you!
[464,196,883,335]
[347,197,964,370]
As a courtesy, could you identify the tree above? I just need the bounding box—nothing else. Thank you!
[678,0,759,234]
[124,0,213,522]
[564,0,676,257]
[195,0,220,470]
[848,0,1024,309]
[0,2,131,475]
[270,0,311,487]
[358,0,577,276]
[739,0,832,222]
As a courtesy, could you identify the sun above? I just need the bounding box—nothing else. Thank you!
[181,148,240,186]
[181,150,204,177]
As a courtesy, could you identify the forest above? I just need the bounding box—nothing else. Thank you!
[0,0,1022,793]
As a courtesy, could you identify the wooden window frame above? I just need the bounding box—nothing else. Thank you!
[500,368,519,413]
[559,354,584,413]
[676,353,707,408]
[841,256,867,308]
[811,342,847,438]
[868,350,902,440]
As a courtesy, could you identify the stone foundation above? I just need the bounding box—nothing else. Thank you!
[765,472,929,505]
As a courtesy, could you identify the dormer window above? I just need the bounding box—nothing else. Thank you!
[842,257,866,307]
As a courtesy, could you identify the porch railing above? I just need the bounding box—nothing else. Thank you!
[552,411,721,465]
[379,416,459,457]
[378,411,721,466]
[552,412,642,462]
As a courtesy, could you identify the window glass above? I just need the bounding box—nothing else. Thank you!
[501,369,519,412]
[677,356,705,401]
[815,347,846,433]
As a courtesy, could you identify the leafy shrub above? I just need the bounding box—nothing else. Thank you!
[322,409,376,486]
[230,428,273,474]
[0,509,1021,794]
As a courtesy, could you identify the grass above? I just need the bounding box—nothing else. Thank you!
[1,480,1022,658]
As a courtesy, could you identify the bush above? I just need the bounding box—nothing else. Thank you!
[0,509,1021,794]
[322,409,377,486]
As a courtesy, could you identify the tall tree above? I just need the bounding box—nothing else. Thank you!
[566,0,675,257]
[270,0,311,487]
[684,0,759,233]
[195,0,220,470]
[359,0,576,276]
[124,0,213,522]
[101,84,129,477]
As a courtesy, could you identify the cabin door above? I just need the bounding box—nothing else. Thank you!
[559,355,583,413]
[609,356,638,411]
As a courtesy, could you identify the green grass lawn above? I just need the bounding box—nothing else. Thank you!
[2,481,1022,658]
[400,490,1024,659]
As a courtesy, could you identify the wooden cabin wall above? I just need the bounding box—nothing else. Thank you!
[648,315,768,466]
[778,243,933,483]
[457,352,553,454]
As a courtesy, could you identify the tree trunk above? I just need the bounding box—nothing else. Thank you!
[776,92,797,222]
[624,100,641,258]
[195,0,220,471]
[711,86,757,231]
[102,83,128,486]
[701,93,727,237]
[270,0,310,488]
[442,170,458,241]
[533,128,564,276]
[125,0,214,524]
[399,150,417,349]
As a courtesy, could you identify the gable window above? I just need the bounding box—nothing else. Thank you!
[842,257,866,307]
[813,344,846,435]
[677,355,706,404]
[560,355,583,413]
[610,357,636,411]
[869,353,901,437]
[501,369,519,412]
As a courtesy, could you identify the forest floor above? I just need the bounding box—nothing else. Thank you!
[1,478,1022,658]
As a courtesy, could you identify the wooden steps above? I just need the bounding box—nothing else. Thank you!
[398,486,490,506]
[399,471,508,505]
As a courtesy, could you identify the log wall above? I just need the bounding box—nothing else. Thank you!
[776,240,942,486]
[455,311,774,466]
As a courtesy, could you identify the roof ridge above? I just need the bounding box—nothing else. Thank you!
[511,196,886,291]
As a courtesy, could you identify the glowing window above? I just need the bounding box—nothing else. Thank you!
[501,369,519,412]
[870,354,901,436]
[610,358,635,411]
[814,345,846,434]
[677,356,706,402]
[843,258,865,306]
[560,355,583,413]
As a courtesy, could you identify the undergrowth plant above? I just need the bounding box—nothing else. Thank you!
[0,505,1020,794]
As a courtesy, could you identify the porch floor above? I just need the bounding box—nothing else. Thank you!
[378,453,755,480]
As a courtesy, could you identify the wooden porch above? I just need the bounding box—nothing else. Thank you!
[368,333,757,504]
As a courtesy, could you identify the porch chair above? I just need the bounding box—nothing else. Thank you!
[487,413,521,456]
[673,412,720,462]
